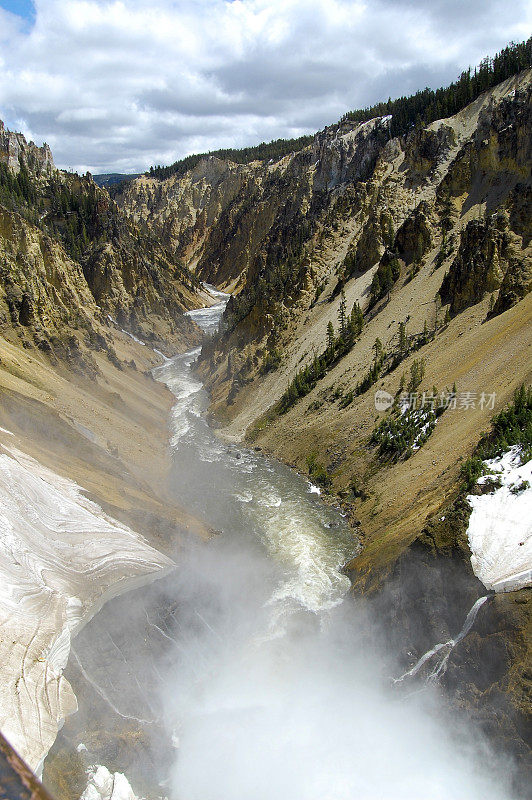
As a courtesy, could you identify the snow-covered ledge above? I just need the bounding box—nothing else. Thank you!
[467,446,532,592]
[80,764,141,800]
[0,440,174,776]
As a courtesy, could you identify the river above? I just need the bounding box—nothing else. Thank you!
[64,288,515,800]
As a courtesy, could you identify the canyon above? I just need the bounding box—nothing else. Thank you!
[0,55,530,800]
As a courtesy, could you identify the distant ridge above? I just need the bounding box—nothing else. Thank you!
[147,135,314,181]
[146,37,531,182]
[92,172,140,188]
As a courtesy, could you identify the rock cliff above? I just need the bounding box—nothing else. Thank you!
[119,68,532,782]
[0,124,203,360]
[0,120,55,176]
[0,123,212,789]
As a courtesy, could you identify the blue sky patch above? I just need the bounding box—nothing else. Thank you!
[0,0,35,24]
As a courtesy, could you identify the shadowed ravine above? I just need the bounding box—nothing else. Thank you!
[63,290,517,800]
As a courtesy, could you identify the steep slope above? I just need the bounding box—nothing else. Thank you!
[120,70,531,458]
[0,121,211,541]
[1,122,204,356]
[197,70,530,406]
[0,120,212,540]
[119,114,391,294]
[0,126,214,779]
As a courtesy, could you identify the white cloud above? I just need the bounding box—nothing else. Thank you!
[0,0,530,173]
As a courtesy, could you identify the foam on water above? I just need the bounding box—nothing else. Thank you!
[155,286,356,622]
[70,284,518,800]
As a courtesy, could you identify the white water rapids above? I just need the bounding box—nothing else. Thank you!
[66,288,518,800]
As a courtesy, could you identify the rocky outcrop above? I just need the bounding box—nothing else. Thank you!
[394,203,433,265]
[401,124,456,185]
[494,249,532,314]
[310,116,390,191]
[439,79,531,208]
[0,207,92,327]
[0,204,200,365]
[0,131,203,358]
[440,219,508,312]
[349,213,386,275]
[0,119,55,176]
[493,186,532,314]
[440,214,532,315]
[0,206,105,371]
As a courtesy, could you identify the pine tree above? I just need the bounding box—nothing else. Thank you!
[312,351,321,378]
[383,264,394,297]
[326,321,335,356]
[338,290,347,335]
[408,358,425,392]
[370,272,381,303]
[350,301,363,336]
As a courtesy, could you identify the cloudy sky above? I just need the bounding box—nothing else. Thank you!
[0,0,530,174]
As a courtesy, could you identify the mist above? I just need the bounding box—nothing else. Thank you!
[153,532,513,800]
[60,294,519,800]
[151,292,516,800]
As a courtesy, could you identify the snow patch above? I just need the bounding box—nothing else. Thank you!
[80,765,141,800]
[467,446,532,592]
[0,444,173,772]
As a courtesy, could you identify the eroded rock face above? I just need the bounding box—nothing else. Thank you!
[119,115,393,293]
[121,73,531,404]
[311,116,390,191]
[350,214,386,274]
[402,124,457,185]
[367,502,532,787]
[493,187,532,314]
[394,204,434,266]
[78,221,201,350]
[494,249,532,314]
[0,119,55,176]
[0,129,203,359]
[440,219,508,312]
[0,206,104,369]
[440,213,532,315]
[119,158,254,270]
